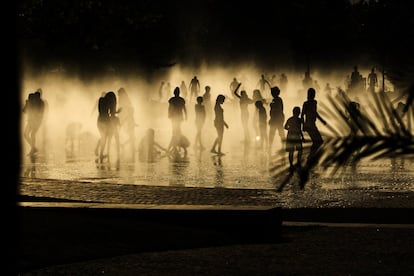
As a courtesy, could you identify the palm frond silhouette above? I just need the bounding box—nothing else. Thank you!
[271,83,414,192]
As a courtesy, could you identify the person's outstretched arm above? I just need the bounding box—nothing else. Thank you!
[233,83,242,98]
[317,112,327,125]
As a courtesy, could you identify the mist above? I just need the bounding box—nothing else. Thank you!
[20,60,397,162]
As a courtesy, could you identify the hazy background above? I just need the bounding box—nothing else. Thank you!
[16,0,414,158]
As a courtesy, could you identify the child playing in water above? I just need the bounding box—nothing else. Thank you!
[284,106,304,172]
[138,128,167,162]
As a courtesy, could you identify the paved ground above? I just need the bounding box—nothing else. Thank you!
[17,177,414,209]
[15,177,414,275]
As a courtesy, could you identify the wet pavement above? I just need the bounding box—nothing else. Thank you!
[18,143,414,209]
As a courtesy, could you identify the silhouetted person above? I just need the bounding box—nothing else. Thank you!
[234,84,253,144]
[165,82,172,98]
[268,86,285,151]
[256,74,272,99]
[65,122,82,157]
[313,80,320,91]
[301,88,327,155]
[255,100,268,150]
[270,74,278,87]
[285,106,304,172]
[302,70,313,91]
[252,89,266,139]
[168,87,187,153]
[158,81,165,102]
[202,85,212,122]
[118,87,136,162]
[346,101,362,135]
[180,80,188,99]
[22,91,45,156]
[349,65,365,93]
[105,91,121,167]
[324,82,333,96]
[95,93,110,162]
[367,67,378,93]
[170,133,190,159]
[138,128,167,162]
[189,75,200,103]
[279,73,288,93]
[194,96,206,150]
[211,94,228,155]
[230,77,239,96]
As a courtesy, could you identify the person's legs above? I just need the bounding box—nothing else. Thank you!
[268,125,276,149]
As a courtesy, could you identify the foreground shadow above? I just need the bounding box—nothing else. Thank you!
[17,206,282,273]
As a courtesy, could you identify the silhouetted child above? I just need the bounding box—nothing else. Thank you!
[255,100,268,149]
[170,134,190,158]
[285,106,304,172]
[138,128,167,162]
[194,96,206,149]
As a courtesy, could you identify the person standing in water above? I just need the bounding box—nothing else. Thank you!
[285,106,304,172]
[189,75,201,103]
[268,86,285,151]
[194,96,206,150]
[167,87,187,153]
[22,91,45,156]
[255,100,268,150]
[301,88,327,157]
[233,83,253,144]
[211,94,228,155]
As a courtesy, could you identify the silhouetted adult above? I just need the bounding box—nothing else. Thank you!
[194,96,206,150]
[256,74,272,99]
[168,87,187,152]
[270,74,278,87]
[22,91,45,155]
[285,106,304,172]
[230,77,239,96]
[65,121,82,157]
[301,88,327,155]
[165,82,172,98]
[138,128,167,162]
[180,80,188,99]
[302,70,313,91]
[324,83,333,96]
[95,93,109,162]
[105,91,121,167]
[211,94,228,155]
[118,87,136,161]
[189,75,200,103]
[255,100,268,150]
[268,86,285,151]
[252,89,266,139]
[349,65,365,94]
[346,101,362,135]
[367,67,378,93]
[234,84,253,144]
[279,73,288,93]
[158,81,165,102]
[202,85,212,122]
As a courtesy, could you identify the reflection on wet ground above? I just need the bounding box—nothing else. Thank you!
[19,144,414,208]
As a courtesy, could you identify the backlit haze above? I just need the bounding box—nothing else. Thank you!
[20,61,395,161]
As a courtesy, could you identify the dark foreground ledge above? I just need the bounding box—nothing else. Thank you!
[283,207,414,224]
[15,205,282,273]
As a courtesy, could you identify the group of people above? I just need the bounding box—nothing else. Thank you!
[232,84,327,171]
[163,79,327,172]
[22,77,328,172]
